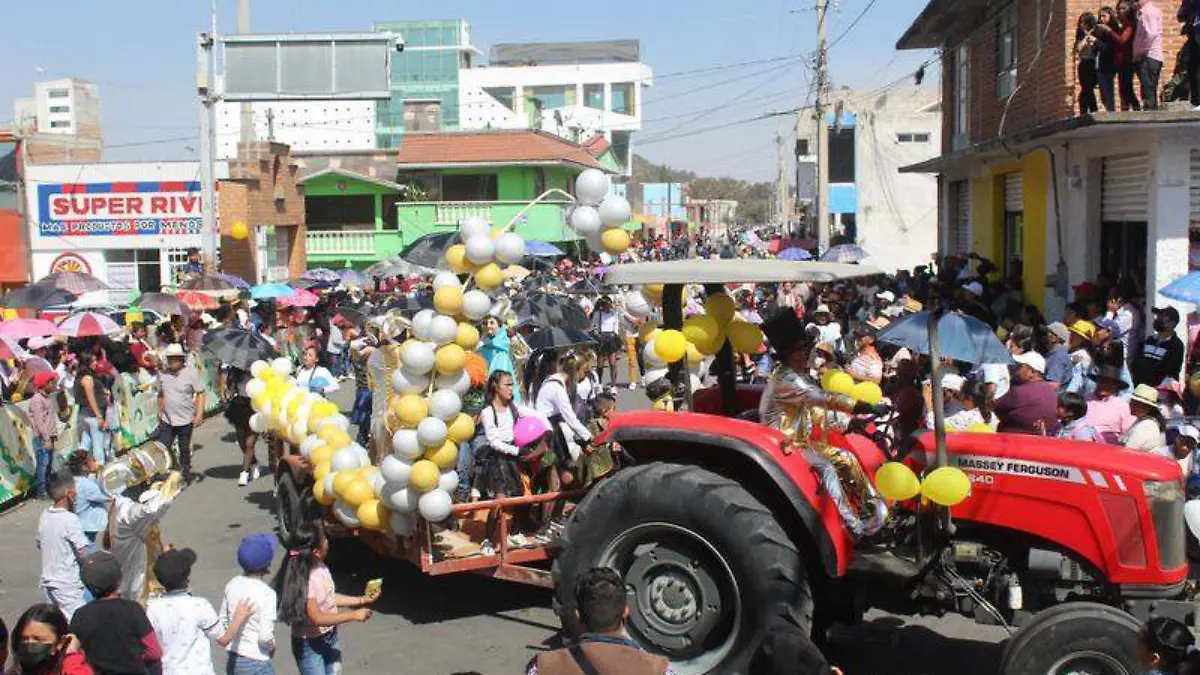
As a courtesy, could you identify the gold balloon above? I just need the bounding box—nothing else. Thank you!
[682,315,719,347]
[686,343,703,365]
[728,322,764,354]
[313,460,332,483]
[324,428,351,450]
[600,228,631,254]
[653,329,688,364]
[356,500,389,531]
[638,321,661,342]
[455,323,480,350]
[435,344,467,375]
[314,479,335,506]
[424,439,459,471]
[874,462,921,501]
[394,394,429,427]
[966,422,995,433]
[340,478,375,508]
[311,445,335,467]
[446,413,476,443]
[474,263,504,290]
[445,244,473,274]
[705,293,736,324]
[332,471,356,496]
[642,284,665,301]
[408,460,441,492]
[825,371,855,397]
[852,381,883,405]
[921,467,972,507]
[230,221,250,240]
[434,286,465,315]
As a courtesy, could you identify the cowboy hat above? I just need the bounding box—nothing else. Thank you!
[1130,384,1159,408]
[162,343,186,359]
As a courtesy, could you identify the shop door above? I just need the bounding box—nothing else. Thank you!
[107,250,162,304]
[1003,173,1024,279]
[1102,154,1150,222]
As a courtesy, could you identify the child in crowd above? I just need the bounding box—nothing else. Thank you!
[221,534,280,675]
[28,371,59,498]
[69,550,163,675]
[146,548,253,675]
[7,603,92,675]
[583,388,620,488]
[1136,616,1196,674]
[1055,392,1100,441]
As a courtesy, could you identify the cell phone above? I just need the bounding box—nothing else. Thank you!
[364,578,383,600]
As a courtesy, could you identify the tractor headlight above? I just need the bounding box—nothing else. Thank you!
[1144,479,1186,570]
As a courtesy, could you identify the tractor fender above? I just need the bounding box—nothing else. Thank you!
[601,410,854,578]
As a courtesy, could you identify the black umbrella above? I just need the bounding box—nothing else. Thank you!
[0,284,76,309]
[334,304,368,327]
[566,276,618,297]
[400,232,459,270]
[511,292,589,331]
[201,327,276,369]
[525,327,596,351]
[384,294,434,317]
[133,292,190,315]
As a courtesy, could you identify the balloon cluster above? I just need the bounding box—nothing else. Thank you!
[874,462,971,507]
[442,215,527,292]
[626,290,766,369]
[565,168,633,256]
[819,369,884,406]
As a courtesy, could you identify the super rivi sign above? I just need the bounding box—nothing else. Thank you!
[37,181,203,237]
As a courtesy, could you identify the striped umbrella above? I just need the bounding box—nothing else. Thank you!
[0,318,60,339]
[176,291,220,311]
[133,292,190,316]
[201,327,276,369]
[250,283,297,300]
[278,288,319,308]
[778,247,813,261]
[38,271,109,295]
[58,311,121,338]
[820,244,869,263]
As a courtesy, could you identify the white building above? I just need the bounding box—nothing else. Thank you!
[215,100,377,160]
[23,161,228,303]
[459,40,651,175]
[13,78,101,138]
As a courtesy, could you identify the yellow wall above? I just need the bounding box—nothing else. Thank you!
[967,155,1050,312]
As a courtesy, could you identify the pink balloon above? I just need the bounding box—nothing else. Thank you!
[513,417,549,448]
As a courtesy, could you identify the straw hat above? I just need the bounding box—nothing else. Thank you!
[1129,384,1159,408]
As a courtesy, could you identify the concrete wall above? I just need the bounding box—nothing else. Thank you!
[215,100,377,160]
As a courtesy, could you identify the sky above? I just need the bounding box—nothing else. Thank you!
[0,0,937,183]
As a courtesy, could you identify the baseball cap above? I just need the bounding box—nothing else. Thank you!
[1177,424,1200,443]
[1093,317,1123,339]
[1046,322,1070,343]
[941,373,966,392]
[32,371,57,389]
[962,281,984,297]
[236,534,277,574]
[153,548,198,591]
[1153,306,1181,325]
[876,291,896,303]
[81,550,123,597]
[1012,351,1046,374]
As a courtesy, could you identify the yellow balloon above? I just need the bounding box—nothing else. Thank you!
[686,343,703,366]
[286,395,305,419]
[394,394,429,427]
[446,413,476,443]
[445,244,473,274]
[230,221,250,240]
[728,322,764,354]
[654,329,688,364]
[642,284,665,301]
[600,228,631,254]
[966,422,995,434]
[1190,372,1200,398]
[409,460,441,492]
[638,321,661,342]
[455,323,480,350]
[356,500,389,531]
[705,293,736,324]
[325,428,352,451]
[1,308,15,321]
[827,371,856,397]
[852,381,883,405]
[682,315,719,347]
[251,392,269,413]
[332,471,357,496]
[311,445,334,467]
[474,263,503,290]
[424,439,459,471]
[433,286,464,315]
[313,479,335,506]
[435,344,467,375]
[921,467,972,507]
[874,462,921,501]
[313,460,332,483]
[340,478,375,508]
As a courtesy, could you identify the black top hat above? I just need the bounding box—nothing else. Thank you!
[1089,364,1130,390]
[763,310,810,357]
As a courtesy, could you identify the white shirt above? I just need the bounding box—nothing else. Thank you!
[111,493,173,600]
[295,365,339,394]
[1123,417,1166,452]
[147,591,222,675]
[220,575,277,661]
[982,363,1012,399]
[481,403,544,456]
[535,374,592,455]
[37,507,88,588]
[592,310,620,334]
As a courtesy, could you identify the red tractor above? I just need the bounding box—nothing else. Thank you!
[547,261,1192,675]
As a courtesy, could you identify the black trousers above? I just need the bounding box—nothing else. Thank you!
[159,423,195,476]
[1189,35,1200,106]
[1136,57,1162,109]
[1078,61,1099,113]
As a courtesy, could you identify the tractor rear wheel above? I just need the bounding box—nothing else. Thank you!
[552,462,812,675]
[275,469,307,548]
[999,602,1141,675]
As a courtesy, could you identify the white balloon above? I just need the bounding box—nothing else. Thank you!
[316,415,351,433]
[333,500,361,528]
[494,232,526,265]
[643,341,666,368]
[585,232,604,254]
[464,235,495,265]
[624,291,652,318]
[380,455,414,484]
[569,205,603,237]
[350,443,370,466]
[428,389,462,421]
[246,379,266,398]
[574,168,611,206]
[434,370,472,396]
[271,357,293,376]
[289,422,307,444]
[428,315,459,346]
[392,369,430,396]
[249,413,266,433]
[390,510,416,536]
[250,360,270,378]
[598,194,632,226]
[294,407,311,433]
[437,470,459,493]
[432,272,461,292]
[460,215,491,241]
[331,448,361,472]
[401,341,435,375]
[417,417,448,448]
[300,434,322,458]
[391,429,423,461]
[462,290,493,321]
[411,309,436,341]
[384,484,420,513]
[371,471,387,498]
[323,472,336,496]
[418,489,454,522]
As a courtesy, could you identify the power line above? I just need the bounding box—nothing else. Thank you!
[644,61,802,139]
[827,0,879,51]
[638,105,812,147]
[644,56,809,104]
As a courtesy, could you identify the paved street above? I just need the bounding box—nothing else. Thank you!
[0,385,1007,675]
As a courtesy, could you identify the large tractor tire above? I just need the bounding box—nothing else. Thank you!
[552,462,812,675]
[999,602,1141,675]
[275,469,307,548]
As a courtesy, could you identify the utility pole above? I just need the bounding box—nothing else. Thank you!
[815,0,831,253]
[197,0,219,273]
[775,123,788,233]
[238,0,254,143]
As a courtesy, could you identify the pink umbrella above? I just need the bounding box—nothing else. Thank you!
[0,318,60,339]
[0,335,29,361]
[58,311,121,338]
[279,288,319,308]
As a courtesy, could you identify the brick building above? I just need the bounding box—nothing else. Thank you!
[898,0,1200,321]
[219,142,307,283]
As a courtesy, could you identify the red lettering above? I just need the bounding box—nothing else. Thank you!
[51,196,69,217]
[90,197,106,215]
[127,197,143,215]
[179,196,198,213]
[149,196,168,214]
[109,199,125,216]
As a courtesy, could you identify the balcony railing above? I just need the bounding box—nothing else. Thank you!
[435,202,493,225]
[306,230,375,256]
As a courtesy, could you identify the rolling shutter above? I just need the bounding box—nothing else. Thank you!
[1190,150,1200,226]
[1004,173,1023,212]
[951,180,971,254]
[1102,154,1149,222]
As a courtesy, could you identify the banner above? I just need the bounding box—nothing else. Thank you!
[36,181,203,238]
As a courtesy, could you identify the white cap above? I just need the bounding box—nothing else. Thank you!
[1178,424,1200,443]
[162,343,186,359]
[1012,351,1046,374]
[814,304,832,314]
[941,373,966,392]
[963,281,984,296]
[876,291,895,303]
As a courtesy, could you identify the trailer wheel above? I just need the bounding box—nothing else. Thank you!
[552,462,812,675]
[999,602,1141,675]
[275,469,307,548]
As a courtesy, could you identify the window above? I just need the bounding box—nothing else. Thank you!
[897,133,931,143]
[996,4,1017,99]
[951,43,970,149]
[442,174,498,201]
[305,195,375,229]
[584,84,604,109]
[611,83,635,115]
[529,86,573,110]
[403,101,442,132]
[106,249,161,296]
[48,106,70,114]
[381,194,400,230]
[483,87,516,112]
[47,88,69,98]
[49,121,71,129]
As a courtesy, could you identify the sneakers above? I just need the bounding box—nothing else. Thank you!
[238,471,250,487]
[251,465,262,482]
[628,382,637,390]
[480,539,496,556]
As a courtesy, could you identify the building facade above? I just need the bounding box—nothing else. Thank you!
[898,0,1199,319]
[215,100,376,160]
[13,78,103,164]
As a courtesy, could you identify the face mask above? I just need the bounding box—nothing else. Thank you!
[17,642,55,670]
[1153,320,1168,333]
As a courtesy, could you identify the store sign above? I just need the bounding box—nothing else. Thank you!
[36,181,203,237]
[48,252,93,275]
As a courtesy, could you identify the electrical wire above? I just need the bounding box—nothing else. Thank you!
[827,0,880,52]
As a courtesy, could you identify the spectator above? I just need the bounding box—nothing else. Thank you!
[1123,384,1167,451]
[846,326,883,384]
[221,534,279,675]
[924,376,997,431]
[325,322,346,380]
[1182,0,1200,108]
[1044,322,1073,387]
[526,568,674,675]
[8,604,92,675]
[1105,288,1138,364]
[70,550,164,675]
[1133,0,1164,109]
[1136,616,1194,674]
[1056,392,1101,441]
[146,548,253,675]
[995,352,1061,435]
[1098,3,1141,109]
[37,470,89,621]
[294,346,338,396]
[75,351,111,466]
[157,344,205,483]
[28,371,59,498]
[1065,321,1097,395]
[1133,306,1185,387]
[1162,423,1200,483]
[1084,366,1135,443]
[1076,12,1102,113]
[590,296,622,387]
[67,451,109,546]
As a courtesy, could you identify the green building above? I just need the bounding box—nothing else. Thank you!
[299,129,613,269]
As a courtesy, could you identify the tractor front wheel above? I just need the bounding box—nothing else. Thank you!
[552,462,812,675]
[999,602,1142,675]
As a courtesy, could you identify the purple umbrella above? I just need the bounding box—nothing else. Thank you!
[820,244,868,263]
[778,247,813,261]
